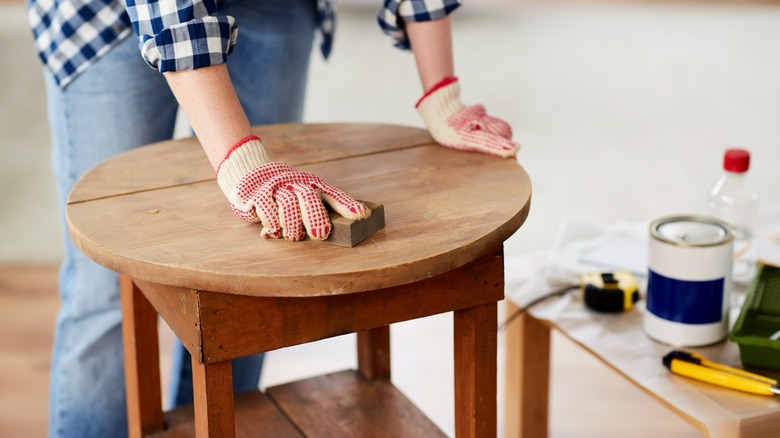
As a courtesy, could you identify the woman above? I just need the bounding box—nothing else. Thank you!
[26,0,517,435]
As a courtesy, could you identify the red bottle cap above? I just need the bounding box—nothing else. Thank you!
[723,148,750,173]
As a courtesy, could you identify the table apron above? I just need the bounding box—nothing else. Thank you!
[133,251,505,364]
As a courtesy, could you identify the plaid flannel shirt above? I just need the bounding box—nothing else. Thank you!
[27,0,461,88]
[378,0,460,50]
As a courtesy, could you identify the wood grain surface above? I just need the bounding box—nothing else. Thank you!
[151,390,304,438]
[66,123,531,297]
[266,370,447,437]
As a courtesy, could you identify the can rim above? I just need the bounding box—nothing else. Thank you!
[649,215,735,247]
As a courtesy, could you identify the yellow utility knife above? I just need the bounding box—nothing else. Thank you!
[663,350,780,396]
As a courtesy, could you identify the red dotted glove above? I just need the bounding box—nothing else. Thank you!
[416,77,519,158]
[217,136,370,241]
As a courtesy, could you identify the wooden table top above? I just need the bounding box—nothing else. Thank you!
[66,123,531,297]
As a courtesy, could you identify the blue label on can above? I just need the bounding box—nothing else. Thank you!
[646,269,724,324]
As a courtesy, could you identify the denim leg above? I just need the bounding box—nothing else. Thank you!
[166,0,317,408]
[47,0,318,432]
[46,37,178,438]
[224,0,316,125]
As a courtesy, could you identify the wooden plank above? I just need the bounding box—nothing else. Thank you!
[454,303,498,438]
[120,275,165,437]
[148,390,303,438]
[517,312,550,438]
[504,300,522,438]
[132,280,203,362]
[191,360,235,438]
[545,317,714,437]
[258,123,435,166]
[504,303,551,438]
[741,412,780,437]
[195,252,504,363]
[68,123,433,203]
[357,326,392,381]
[266,370,446,437]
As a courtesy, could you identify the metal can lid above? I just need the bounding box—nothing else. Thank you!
[650,215,734,247]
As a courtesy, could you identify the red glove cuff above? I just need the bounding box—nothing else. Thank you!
[216,135,263,176]
[415,76,459,108]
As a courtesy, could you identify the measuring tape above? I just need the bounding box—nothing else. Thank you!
[580,272,639,312]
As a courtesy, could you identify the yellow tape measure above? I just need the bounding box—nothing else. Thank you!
[580,272,639,312]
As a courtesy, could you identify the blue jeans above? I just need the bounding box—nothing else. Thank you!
[44,1,316,436]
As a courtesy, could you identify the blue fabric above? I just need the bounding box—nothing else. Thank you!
[646,269,725,325]
[44,1,316,435]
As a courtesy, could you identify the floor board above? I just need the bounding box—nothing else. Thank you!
[0,264,59,437]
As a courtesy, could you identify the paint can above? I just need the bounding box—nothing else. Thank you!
[645,215,734,346]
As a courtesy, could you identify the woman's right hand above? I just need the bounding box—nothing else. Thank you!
[216,136,371,241]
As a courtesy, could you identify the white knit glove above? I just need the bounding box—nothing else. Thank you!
[216,136,371,241]
[416,77,519,158]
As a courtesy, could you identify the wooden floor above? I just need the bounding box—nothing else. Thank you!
[0,264,59,437]
[0,264,179,437]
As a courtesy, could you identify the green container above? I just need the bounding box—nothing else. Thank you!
[730,265,780,371]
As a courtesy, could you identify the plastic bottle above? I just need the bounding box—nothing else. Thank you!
[707,148,759,285]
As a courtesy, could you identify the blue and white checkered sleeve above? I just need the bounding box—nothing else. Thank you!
[123,0,237,73]
[377,0,461,50]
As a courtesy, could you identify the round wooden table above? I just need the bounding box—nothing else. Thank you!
[67,123,532,437]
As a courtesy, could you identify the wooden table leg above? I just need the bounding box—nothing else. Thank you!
[357,326,391,381]
[120,275,164,437]
[504,300,550,438]
[191,359,235,438]
[454,302,498,438]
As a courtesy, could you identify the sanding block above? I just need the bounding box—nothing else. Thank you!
[325,201,385,247]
